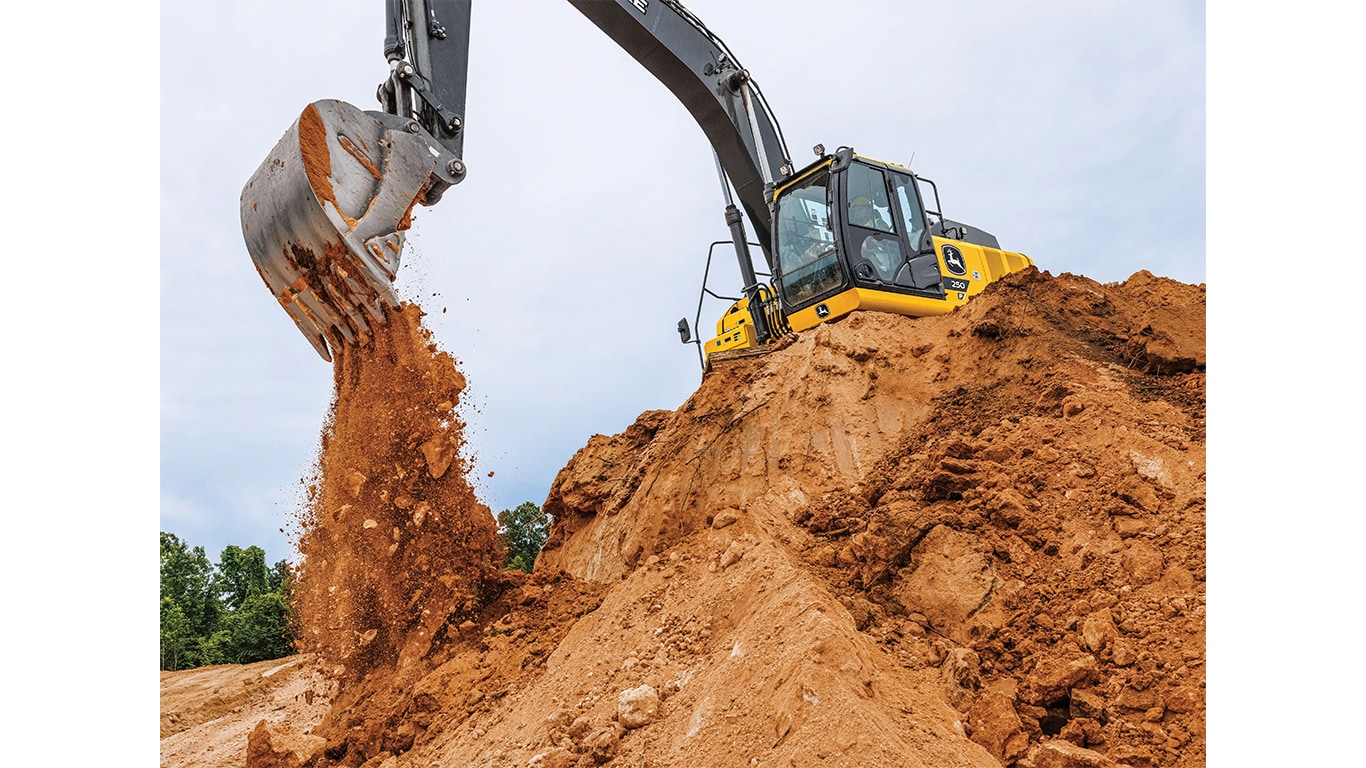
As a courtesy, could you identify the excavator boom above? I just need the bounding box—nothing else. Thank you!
[240,1,1031,366]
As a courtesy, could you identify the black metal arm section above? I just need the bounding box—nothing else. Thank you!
[368,0,795,352]
[566,0,792,268]
[377,0,471,204]
[752,283,790,340]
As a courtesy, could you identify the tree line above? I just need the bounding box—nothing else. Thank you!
[159,532,294,671]
[160,503,550,670]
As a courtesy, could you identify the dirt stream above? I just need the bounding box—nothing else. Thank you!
[161,268,1206,768]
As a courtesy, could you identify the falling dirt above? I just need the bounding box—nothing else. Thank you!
[291,301,503,682]
[162,268,1206,768]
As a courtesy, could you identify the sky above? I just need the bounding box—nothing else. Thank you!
[159,0,1209,570]
[6,2,1366,762]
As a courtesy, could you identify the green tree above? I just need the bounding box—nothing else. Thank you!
[193,629,231,668]
[216,544,270,611]
[160,532,220,643]
[160,596,193,671]
[266,558,291,593]
[226,558,295,664]
[497,502,551,573]
[223,591,294,663]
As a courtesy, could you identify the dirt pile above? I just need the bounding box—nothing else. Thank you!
[532,268,1206,768]
[161,267,1205,768]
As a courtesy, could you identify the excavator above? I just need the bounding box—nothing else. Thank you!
[240,0,1033,367]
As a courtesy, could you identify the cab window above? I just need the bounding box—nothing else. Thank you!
[846,163,895,234]
[775,170,844,305]
[846,163,905,283]
[892,172,928,252]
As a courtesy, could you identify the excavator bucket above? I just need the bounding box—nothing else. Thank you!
[240,99,440,361]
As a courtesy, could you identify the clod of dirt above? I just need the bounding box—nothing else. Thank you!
[968,691,1031,763]
[245,720,326,768]
[617,684,661,729]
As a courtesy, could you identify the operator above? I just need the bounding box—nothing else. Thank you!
[849,197,900,280]
[849,196,890,230]
[781,221,834,302]
[799,223,833,262]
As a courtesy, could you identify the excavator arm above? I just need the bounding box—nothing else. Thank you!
[243,1,1021,365]
[241,0,796,360]
[378,0,471,199]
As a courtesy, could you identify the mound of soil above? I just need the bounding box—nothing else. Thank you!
[161,267,1205,768]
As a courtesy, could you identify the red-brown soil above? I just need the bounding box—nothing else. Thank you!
[291,301,503,682]
[161,268,1205,768]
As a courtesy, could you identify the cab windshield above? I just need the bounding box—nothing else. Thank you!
[775,170,844,305]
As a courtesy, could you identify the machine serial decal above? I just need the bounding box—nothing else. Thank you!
[943,277,969,292]
[942,245,967,276]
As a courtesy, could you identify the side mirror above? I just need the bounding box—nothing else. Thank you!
[677,318,693,344]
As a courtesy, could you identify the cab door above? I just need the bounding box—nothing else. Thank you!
[773,165,848,309]
[838,160,945,297]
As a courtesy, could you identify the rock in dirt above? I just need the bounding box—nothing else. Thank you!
[1080,609,1119,653]
[967,691,1029,763]
[1029,738,1130,768]
[617,684,661,729]
[712,508,740,529]
[1026,655,1100,707]
[1069,688,1107,722]
[941,647,983,710]
[719,539,746,569]
[419,436,456,479]
[582,725,622,763]
[527,747,576,768]
[245,720,325,768]
[895,525,995,642]
[1121,540,1166,586]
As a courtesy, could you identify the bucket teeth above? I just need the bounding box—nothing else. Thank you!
[240,100,438,361]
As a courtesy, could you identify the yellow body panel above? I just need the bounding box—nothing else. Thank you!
[704,297,759,357]
[705,239,1032,362]
[786,286,934,332]
[786,237,1033,333]
[932,236,1035,300]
